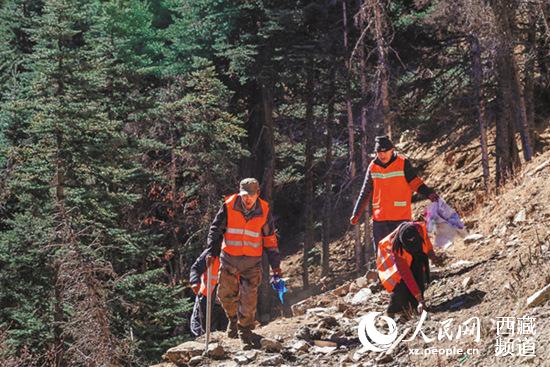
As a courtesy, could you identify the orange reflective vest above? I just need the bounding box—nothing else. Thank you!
[199,256,220,297]
[376,222,431,293]
[221,194,278,257]
[371,155,424,221]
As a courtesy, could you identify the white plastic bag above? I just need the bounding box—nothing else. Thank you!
[425,198,466,249]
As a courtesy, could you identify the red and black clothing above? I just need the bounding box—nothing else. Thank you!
[377,222,433,313]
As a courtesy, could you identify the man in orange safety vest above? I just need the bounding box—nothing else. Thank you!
[350,136,440,255]
[205,178,282,348]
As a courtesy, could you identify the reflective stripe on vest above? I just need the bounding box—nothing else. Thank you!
[222,194,270,257]
[376,233,412,293]
[226,227,261,238]
[199,257,220,297]
[371,155,412,221]
[223,239,262,248]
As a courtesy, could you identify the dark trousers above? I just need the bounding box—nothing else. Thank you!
[190,288,228,337]
[387,257,427,314]
[372,220,405,253]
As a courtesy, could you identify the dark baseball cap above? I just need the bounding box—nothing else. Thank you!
[239,178,260,196]
[374,135,394,152]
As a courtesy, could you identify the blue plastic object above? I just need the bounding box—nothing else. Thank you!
[270,275,287,304]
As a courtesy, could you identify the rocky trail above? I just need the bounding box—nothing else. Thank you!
[153,128,550,367]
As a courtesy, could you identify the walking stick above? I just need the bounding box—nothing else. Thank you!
[204,262,212,355]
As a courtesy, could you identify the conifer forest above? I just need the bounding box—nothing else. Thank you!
[0,0,549,366]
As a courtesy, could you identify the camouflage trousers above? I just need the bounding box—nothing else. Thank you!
[217,252,262,330]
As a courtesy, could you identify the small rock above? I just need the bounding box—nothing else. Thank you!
[336,301,349,312]
[355,276,369,288]
[259,355,284,366]
[207,343,226,360]
[233,355,249,365]
[313,340,337,348]
[339,354,352,364]
[260,338,283,353]
[352,350,365,362]
[305,306,338,317]
[526,284,550,308]
[332,283,350,297]
[188,356,204,367]
[318,316,338,329]
[462,276,473,288]
[243,350,259,361]
[343,307,356,318]
[368,283,381,293]
[513,209,526,224]
[351,288,372,305]
[464,234,484,243]
[217,362,239,367]
[294,326,312,340]
[291,299,309,316]
[493,225,507,237]
[365,270,378,282]
[290,340,310,353]
[377,354,394,363]
[449,260,474,269]
[311,345,337,354]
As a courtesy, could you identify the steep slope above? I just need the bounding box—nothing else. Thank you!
[154,128,550,367]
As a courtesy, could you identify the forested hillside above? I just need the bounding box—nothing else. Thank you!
[0,0,548,366]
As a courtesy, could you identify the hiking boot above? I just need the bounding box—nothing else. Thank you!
[226,317,238,339]
[239,327,261,350]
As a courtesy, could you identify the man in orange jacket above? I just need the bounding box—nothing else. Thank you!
[189,249,228,337]
[350,136,439,254]
[377,222,441,316]
[205,178,282,348]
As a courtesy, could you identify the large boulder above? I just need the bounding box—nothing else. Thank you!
[162,341,205,365]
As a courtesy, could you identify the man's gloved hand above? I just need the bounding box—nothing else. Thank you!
[349,215,360,225]
[428,192,440,202]
[191,283,200,295]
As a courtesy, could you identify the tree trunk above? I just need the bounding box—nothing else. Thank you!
[470,35,490,193]
[343,0,363,275]
[358,0,372,269]
[258,82,275,323]
[53,267,65,367]
[494,52,521,186]
[524,3,537,152]
[321,69,335,277]
[303,62,315,290]
[53,124,66,367]
[372,0,391,138]
[539,1,550,87]
[491,0,533,162]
